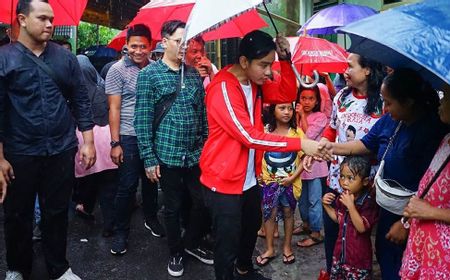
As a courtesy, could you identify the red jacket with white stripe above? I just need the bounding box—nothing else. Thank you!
[199,61,302,194]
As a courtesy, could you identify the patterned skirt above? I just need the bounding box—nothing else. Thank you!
[261,181,297,222]
[330,261,371,280]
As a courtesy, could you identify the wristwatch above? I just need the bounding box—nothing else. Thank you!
[110,140,121,148]
[400,217,410,229]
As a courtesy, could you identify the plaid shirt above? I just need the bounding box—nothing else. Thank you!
[134,59,207,168]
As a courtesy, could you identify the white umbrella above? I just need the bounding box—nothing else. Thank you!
[183,0,264,42]
[180,0,276,86]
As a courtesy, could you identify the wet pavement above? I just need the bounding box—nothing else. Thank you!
[0,194,379,280]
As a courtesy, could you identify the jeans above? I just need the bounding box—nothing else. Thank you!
[204,186,262,280]
[3,148,76,279]
[159,165,209,255]
[375,208,405,280]
[114,135,158,238]
[323,187,340,273]
[299,178,323,232]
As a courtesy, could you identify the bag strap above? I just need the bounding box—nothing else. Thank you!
[419,154,450,199]
[13,44,69,99]
[402,153,450,227]
[380,121,402,161]
[153,74,182,134]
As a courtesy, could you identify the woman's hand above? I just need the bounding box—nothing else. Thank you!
[403,196,434,220]
[386,220,409,245]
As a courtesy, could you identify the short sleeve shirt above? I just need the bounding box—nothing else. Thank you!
[333,191,379,270]
[105,56,147,136]
[328,88,383,191]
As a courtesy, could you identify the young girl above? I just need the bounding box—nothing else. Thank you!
[322,156,378,280]
[256,103,304,266]
[296,86,328,247]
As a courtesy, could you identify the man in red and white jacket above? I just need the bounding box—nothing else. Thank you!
[199,30,320,280]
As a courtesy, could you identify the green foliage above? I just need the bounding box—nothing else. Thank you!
[77,22,120,50]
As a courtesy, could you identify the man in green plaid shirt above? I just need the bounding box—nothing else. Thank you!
[134,20,212,277]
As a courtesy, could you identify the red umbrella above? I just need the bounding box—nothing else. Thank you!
[0,0,87,26]
[291,36,348,76]
[108,0,267,50]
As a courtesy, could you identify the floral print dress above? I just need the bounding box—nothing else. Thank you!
[400,133,450,280]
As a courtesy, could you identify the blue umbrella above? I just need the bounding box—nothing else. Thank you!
[338,0,450,88]
[297,3,377,35]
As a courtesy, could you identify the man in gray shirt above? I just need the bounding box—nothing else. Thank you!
[106,24,162,256]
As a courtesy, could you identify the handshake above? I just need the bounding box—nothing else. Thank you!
[300,138,335,171]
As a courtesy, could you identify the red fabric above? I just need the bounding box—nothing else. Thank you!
[108,5,266,49]
[322,125,337,141]
[0,0,87,26]
[200,61,300,194]
[333,192,379,270]
[291,36,348,76]
[400,134,450,280]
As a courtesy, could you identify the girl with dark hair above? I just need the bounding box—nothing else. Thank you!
[256,103,304,267]
[296,86,329,247]
[319,53,384,274]
[322,68,448,279]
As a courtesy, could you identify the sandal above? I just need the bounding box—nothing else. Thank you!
[282,253,295,265]
[293,226,312,236]
[255,255,276,267]
[297,235,324,247]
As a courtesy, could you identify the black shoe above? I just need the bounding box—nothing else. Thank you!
[234,268,271,280]
[167,253,184,277]
[184,246,214,265]
[144,218,165,237]
[110,236,127,256]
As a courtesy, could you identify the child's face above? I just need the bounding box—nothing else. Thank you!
[274,103,294,124]
[339,164,368,196]
[299,89,318,112]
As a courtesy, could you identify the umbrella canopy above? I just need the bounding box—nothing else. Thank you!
[108,9,266,51]
[128,0,266,41]
[298,3,376,35]
[273,37,348,75]
[0,0,87,26]
[292,36,348,76]
[184,0,264,42]
[337,0,450,88]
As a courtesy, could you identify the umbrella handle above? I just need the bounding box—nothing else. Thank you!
[291,65,319,89]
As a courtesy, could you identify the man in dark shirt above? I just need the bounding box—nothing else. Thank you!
[0,1,95,279]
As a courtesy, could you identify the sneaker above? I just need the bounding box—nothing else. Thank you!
[5,271,24,280]
[144,218,165,238]
[185,246,214,265]
[167,253,184,277]
[55,268,81,280]
[110,236,127,256]
[234,268,271,280]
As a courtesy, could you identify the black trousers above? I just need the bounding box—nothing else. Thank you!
[159,165,209,255]
[204,186,262,280]
[72,169,118,230]
[3,149,76,279]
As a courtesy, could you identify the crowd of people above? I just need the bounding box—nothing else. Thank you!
[0,1,449,280]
